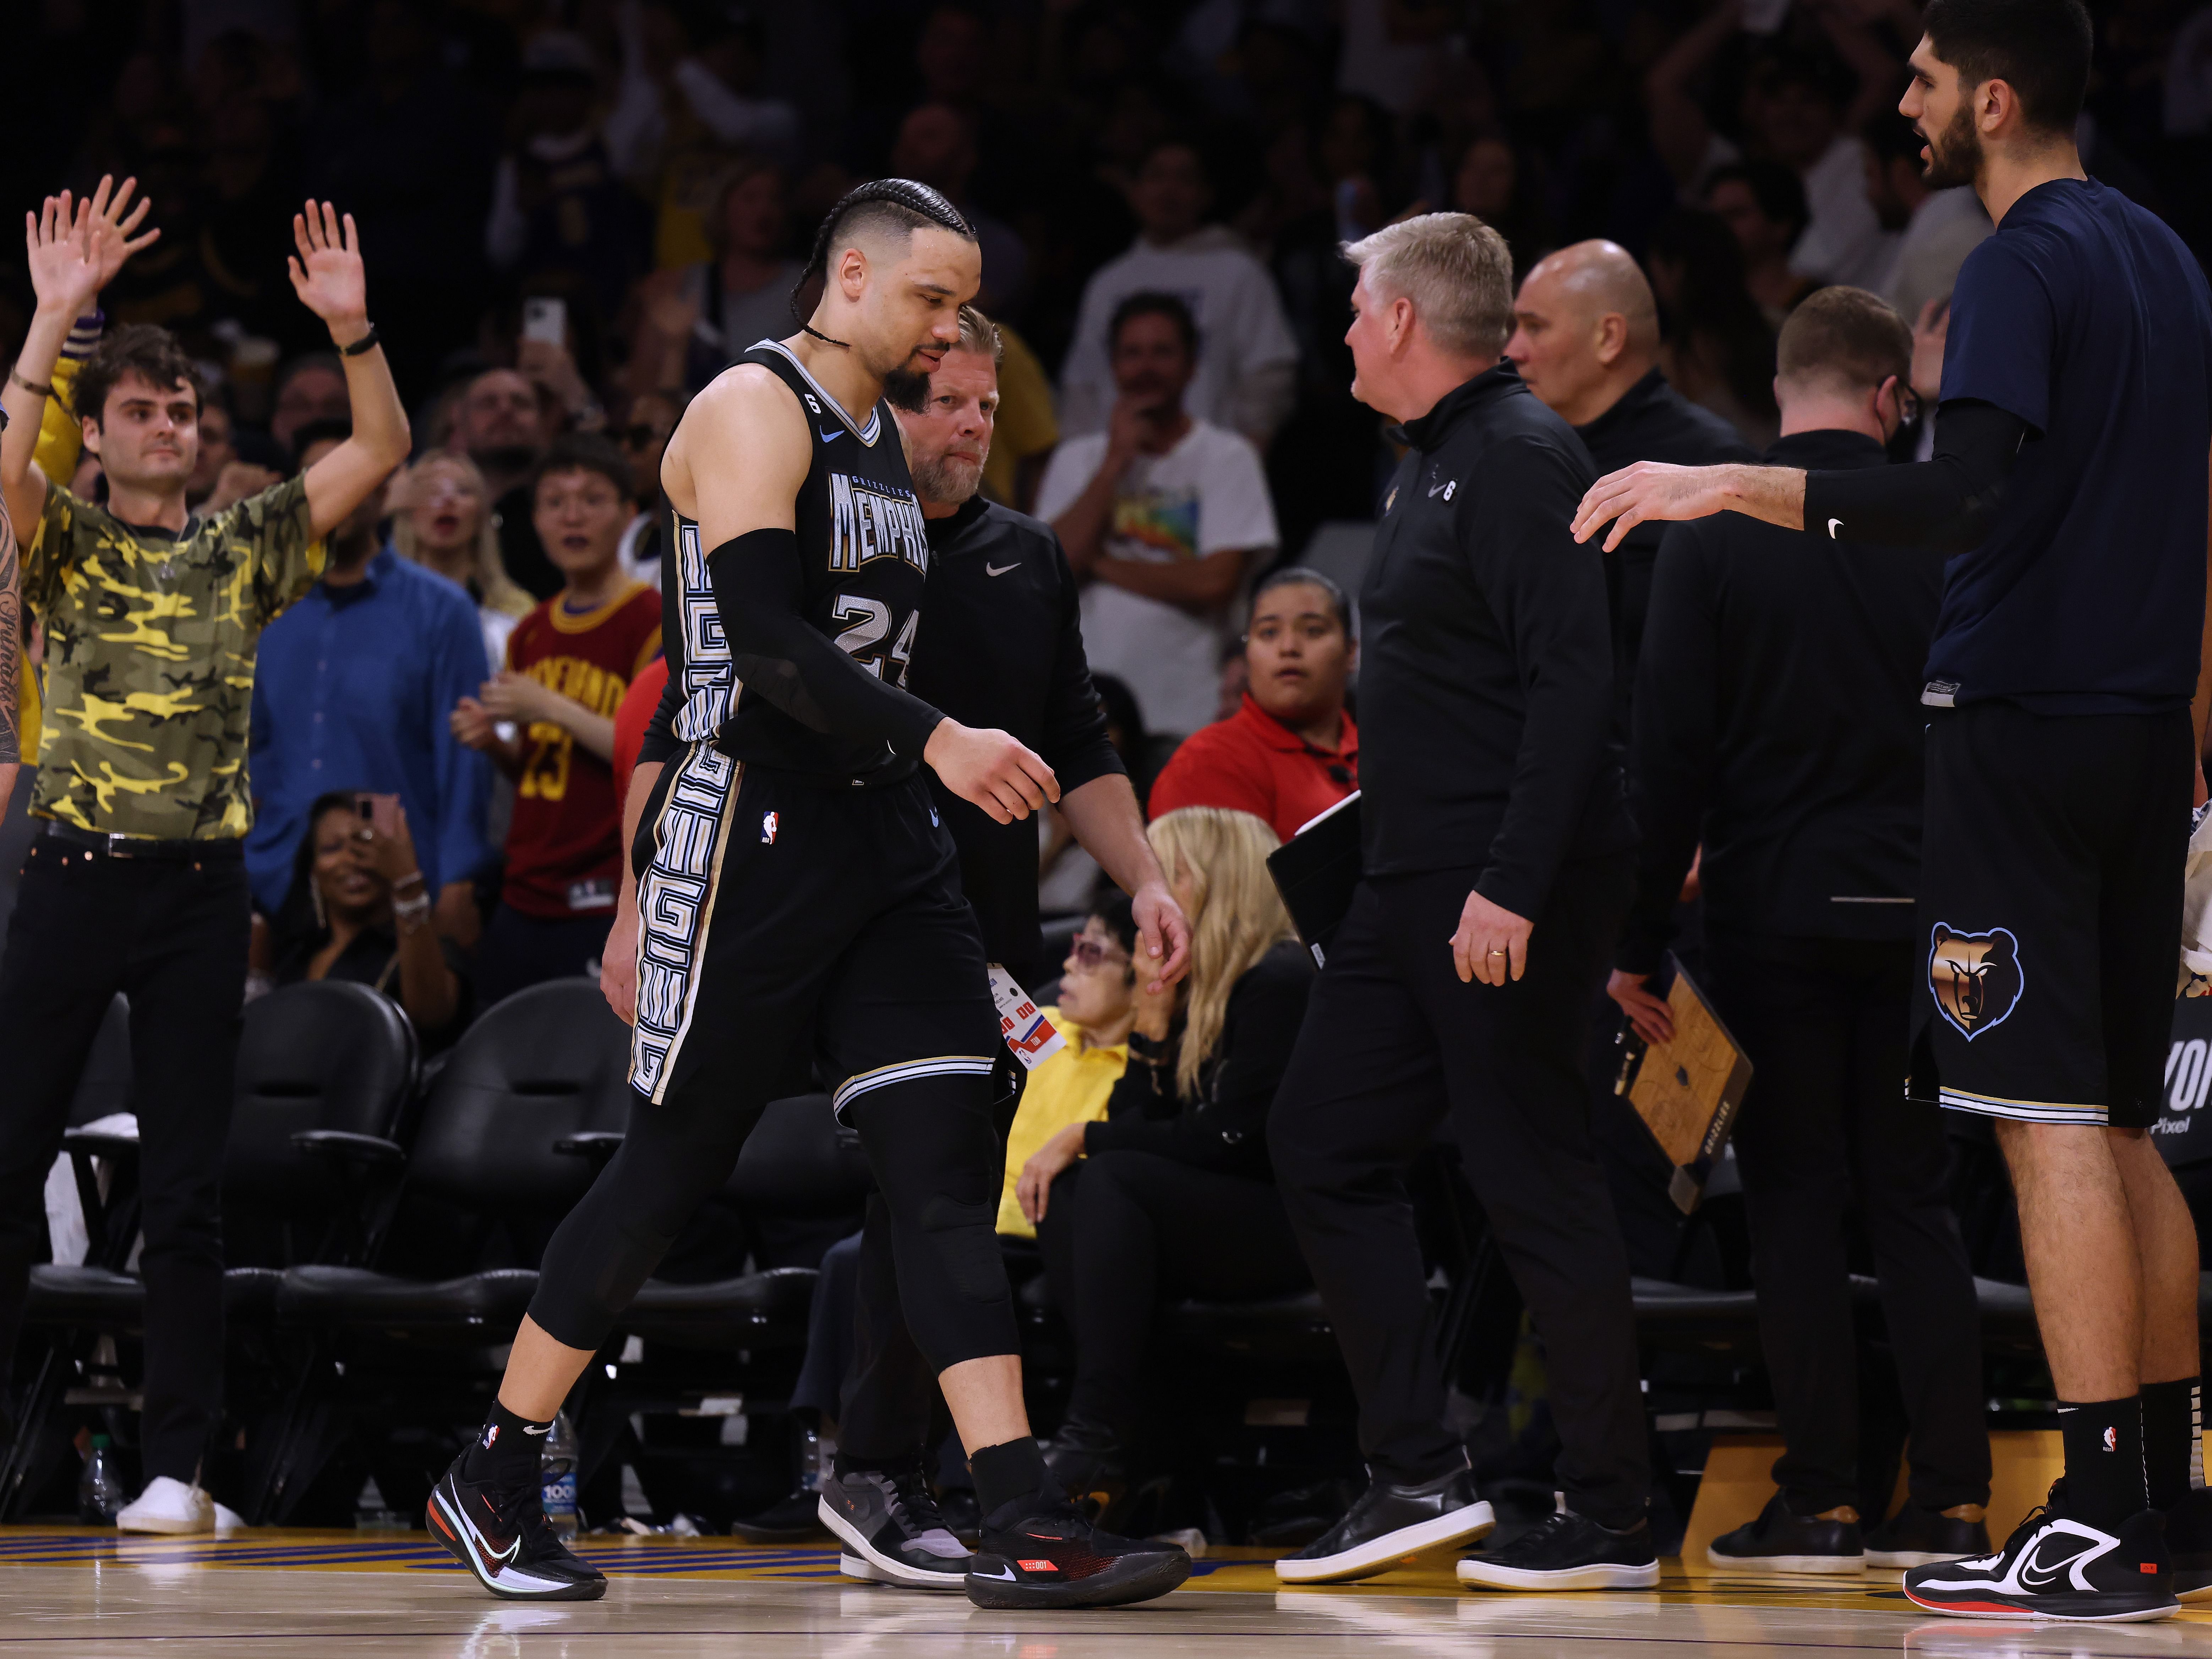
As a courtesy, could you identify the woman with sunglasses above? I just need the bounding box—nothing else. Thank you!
[1017,806,1315,1509]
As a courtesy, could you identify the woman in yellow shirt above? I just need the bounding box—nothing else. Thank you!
[996,893,1139,1239]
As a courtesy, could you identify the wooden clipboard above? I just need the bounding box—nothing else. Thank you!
[1613,957,1753,1214]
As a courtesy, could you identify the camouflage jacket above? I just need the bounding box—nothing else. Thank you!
[22,476,323,839]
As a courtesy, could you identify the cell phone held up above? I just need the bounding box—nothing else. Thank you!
[521,296,568,348]
[355,792,403,842]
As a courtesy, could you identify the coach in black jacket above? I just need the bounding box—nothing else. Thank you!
[1610,289,1989,1572]
[1269,215,1654,1593]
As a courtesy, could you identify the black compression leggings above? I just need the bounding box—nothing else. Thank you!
[529,1068,1017,1371]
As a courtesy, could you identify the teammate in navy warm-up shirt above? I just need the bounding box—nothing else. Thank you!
[1569,0,2212,1622]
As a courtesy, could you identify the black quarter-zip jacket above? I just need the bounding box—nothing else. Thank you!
[1616,429,1942,975]
[1573,368,1757,691]
[906,495,1124,988]
[1358,362,1632,922]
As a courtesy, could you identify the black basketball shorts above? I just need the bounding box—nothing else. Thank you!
[1908,701,2192,1130]
[628,740,999,1116]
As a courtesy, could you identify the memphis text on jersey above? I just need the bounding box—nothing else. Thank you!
[828,473,931,576]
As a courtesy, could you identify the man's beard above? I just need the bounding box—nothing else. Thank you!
[1922,101,1984,192]
[909,451,983,510]
[883,366,931,412]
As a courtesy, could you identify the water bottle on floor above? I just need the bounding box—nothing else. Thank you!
[541,1410,580,1541]
[78,1435,125,1524]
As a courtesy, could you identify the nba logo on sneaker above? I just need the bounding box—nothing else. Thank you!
[761,811,779,845]
[2105,1426,2119,1452]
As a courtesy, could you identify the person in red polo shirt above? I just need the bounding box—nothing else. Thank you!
[1149,566,1357,842]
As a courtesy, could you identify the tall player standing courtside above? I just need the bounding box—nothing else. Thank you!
[426,180,1190,1611]
[1575,0,2212,1623]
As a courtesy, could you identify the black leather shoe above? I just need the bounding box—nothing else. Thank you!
[733,1485,833,1544]
[1709,1492,1866,1574]
[2162,1485,2212,1601]
[1274,1462,1493,1584]
[1865,1500,1991,1568]
[1458,1505,1660,1590]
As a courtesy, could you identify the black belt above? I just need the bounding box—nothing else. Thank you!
[41,821,243,861]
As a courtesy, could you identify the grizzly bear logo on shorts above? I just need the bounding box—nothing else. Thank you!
[1928,924,2025,1040]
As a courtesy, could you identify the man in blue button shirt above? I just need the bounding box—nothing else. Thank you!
[1573,0,2212,1621]
[248,420,494,935]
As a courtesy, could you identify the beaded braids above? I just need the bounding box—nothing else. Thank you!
[790,178,976,349]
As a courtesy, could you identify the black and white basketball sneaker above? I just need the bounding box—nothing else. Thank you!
[821,1458,972,1590]
[1902,1483,2176,1622]
[427,1451,606,1601]
[2158,1486,2212,1601]
[1273,1463,1493,1584]
[965,1494,1191,1608]
[1457,1505,1660,1590]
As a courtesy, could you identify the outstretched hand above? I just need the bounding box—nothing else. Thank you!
[287,200,369,335]
[1571,461,1741,553]
[24,192,102,319]
[83,174,159,292]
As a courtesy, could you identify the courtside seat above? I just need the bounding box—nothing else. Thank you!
[24,1264,285,1325]
[618,1266,820,1352]
[1631,1277,1763,1348]
[226,982,419,1268]
[1162,1288,1336,1366]
[274,1265,541,1333]
[274,981,634,1338]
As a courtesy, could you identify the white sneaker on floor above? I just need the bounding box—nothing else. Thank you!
[213,1501,246,1533]
[117,1477,214,1534]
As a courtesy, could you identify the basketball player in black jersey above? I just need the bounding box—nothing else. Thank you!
[427,181,1191,1611]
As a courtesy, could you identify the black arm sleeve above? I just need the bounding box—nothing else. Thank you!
[1801,400,2028,553]
[1037,536,1124,790]
[1082,954,1311,1172]
[709,527,945,757]
[1616,525,1718,976]
[637,566,686,766]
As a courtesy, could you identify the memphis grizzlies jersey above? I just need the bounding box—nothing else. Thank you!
[664,339,933,784]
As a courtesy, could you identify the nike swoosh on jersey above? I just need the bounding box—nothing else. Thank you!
[523,1424,550,1434]
[1827,518,1843,538]
[985,562,1020,576]
[820,426,843,444]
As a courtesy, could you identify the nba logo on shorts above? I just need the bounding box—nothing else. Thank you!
[761,811,779,845]
[2104,1426,2118,1452]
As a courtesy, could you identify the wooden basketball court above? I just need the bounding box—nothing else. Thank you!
[6,1522,2212,1657]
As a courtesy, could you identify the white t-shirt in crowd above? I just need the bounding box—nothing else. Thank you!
[1788,134,1897,290]
[1036,419,1278,739]
[1056,228,1298,439]
[1876,186,1992,324]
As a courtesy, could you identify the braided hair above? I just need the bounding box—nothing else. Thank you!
[791,177,975,349]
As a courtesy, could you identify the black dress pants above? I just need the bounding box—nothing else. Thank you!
[1705,935,1990,1515]
[1054,1150,1309,1437]
[0,834,250,1482]
[1271,858,1649,1529]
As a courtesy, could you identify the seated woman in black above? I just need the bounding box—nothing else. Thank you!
[1018,805,1315,1497]
[273,792,473,1048]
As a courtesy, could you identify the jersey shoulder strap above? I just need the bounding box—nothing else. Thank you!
[739,339,887,446]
